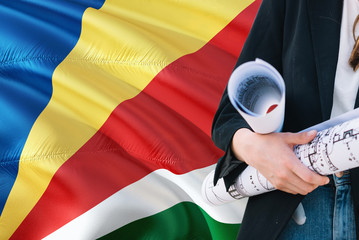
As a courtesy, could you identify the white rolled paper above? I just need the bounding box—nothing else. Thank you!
[227,58,285,133]
[235,117,359,200]
[203,114,359,205]
[201,170,236,205]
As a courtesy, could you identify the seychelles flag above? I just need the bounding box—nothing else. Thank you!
[0,0,260,239]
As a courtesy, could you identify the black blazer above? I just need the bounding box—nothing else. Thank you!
[212,0,359,239]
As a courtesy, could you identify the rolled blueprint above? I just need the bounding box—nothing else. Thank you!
[203,58,285,205]
[203,113,359,205]
[227,58,285,133]
[202,58,359,205]
[236,117,359,197]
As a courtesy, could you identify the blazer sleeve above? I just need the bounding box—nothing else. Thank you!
[212,0,286,187]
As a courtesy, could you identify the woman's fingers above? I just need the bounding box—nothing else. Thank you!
[266,155,328,195]
[231,129,329,195]
[290,155,330,186]
[284,130,317,146]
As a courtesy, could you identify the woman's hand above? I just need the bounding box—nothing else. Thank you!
[231,128,330,195]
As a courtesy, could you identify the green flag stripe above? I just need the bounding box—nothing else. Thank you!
[98,202,240,240]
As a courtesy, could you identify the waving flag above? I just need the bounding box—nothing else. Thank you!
[0,0,260,239]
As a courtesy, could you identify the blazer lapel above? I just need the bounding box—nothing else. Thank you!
[307,0,343,121]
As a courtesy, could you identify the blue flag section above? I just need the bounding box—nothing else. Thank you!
[0,0,104,216]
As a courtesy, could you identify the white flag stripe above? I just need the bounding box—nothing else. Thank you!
[44,165,247,240]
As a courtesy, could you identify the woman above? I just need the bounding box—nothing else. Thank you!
[212,0,359,239]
